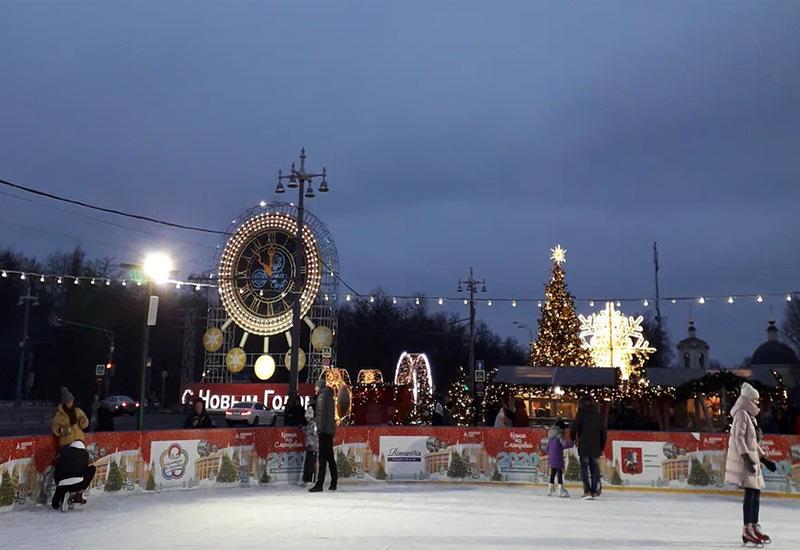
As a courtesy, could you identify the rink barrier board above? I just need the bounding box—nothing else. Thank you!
[1,427,798,510]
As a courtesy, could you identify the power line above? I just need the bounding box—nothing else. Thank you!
[0,177,229,236]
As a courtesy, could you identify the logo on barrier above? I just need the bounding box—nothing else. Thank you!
[160,443,190,480]
[621,447,643,475]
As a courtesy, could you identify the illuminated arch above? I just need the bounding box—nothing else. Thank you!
[394,352,433,404]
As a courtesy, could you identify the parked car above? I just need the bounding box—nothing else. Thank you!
[225,402,276,427]
[100,395,140,416]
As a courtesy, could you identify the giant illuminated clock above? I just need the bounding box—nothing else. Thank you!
[218,213,322,336]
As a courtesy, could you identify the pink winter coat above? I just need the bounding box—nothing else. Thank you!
[724,395,765,490]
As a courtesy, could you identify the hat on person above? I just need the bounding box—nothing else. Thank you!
[60,387,74,405]
[740,382,760,402]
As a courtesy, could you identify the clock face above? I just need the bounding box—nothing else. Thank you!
[219,213,322,336]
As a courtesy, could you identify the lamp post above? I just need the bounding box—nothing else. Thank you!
[15,282,38,407]
[513,321,534,351]
[458,267,486,422]
[136,252,173,430]
[276,148,329,401]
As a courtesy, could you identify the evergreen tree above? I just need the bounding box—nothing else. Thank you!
[145,462,156,491]
[530,246,593,367]
[375,460,387,480]
[406,390,434,425]
[447,451,467,479]
[688,457,711,486]
[564,453,581,482]
[0,470,15,506]
[217,454,238,483]
[337,449,355,478]
[610,466,623,486]
[445,366,475,426]
[105,460,124,492]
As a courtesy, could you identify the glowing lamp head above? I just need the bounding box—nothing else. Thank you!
[143,252,174,284]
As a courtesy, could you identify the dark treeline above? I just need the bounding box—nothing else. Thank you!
[0,247,205,407]
[1,248,527,407]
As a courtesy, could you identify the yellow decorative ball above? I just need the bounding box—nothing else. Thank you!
[225,347,246,373]
[310,326,333,350]
[254,354,276,381]
[203,327,224,352]
[284,349,307,371]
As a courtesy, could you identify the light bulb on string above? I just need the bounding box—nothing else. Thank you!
[589,301,595,308]
[57,277,62,284]
[20,273,25,280]
[487,300,492,307]
[728,296,734,304]
[463,299,468,305]
[392,297,397,305]
[40,275,45,283]
[346,294,351,302]
[537,301,542,308]
[90,279,95,285]
[369,296,375,303]
[105,279,110,286]
[195,284,201,292]
[415,297,420,305]
[756,295,763,303]
[438,298,443,305]
[788,294,793,302]
[615,301,621,308]
[671,299,676,304]
[0,271,6,278]
[698,297,705,304]
[73,278,79,285]
[643,299,649,307]
[121,280,126,286]
[176,282,181,289]
[511,300,517,307]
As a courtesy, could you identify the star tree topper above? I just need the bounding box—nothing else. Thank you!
[551,245,567,265]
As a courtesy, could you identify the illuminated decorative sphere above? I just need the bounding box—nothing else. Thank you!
[310,326,333,350]
[284,349,307,371]
[225,347,247,373]
[203,327,224,352]
[254,354,276,380]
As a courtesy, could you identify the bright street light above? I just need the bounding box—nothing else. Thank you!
[143,252,174,284]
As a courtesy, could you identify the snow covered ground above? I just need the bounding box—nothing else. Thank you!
[2,484,799,549]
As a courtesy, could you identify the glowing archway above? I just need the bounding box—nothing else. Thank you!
[394,352,433,404]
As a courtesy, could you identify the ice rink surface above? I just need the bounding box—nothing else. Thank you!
[2,484,799,549]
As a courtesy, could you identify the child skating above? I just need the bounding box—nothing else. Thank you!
[546,419,573,498]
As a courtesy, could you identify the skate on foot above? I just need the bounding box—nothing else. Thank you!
[582,492,594,500]
[558,485,569,498]
[547,483,555,496]
[72,491,87,505]
[742,524,764,547]
[752,524,771,544]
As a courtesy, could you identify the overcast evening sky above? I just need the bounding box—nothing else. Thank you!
[1,1,798,366]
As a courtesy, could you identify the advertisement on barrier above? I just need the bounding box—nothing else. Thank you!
[379,436,427,480]
[150,439,200,490]
[484,429,546,482]
[265,429,305,483]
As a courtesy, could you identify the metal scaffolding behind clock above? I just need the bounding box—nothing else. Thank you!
[201,201,339,385]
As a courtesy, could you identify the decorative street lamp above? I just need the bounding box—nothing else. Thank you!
[458,267,486,423]
[276,148,329,401]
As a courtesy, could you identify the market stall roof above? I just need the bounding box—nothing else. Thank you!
[725,366,780,389]
[645,368,709,388]
[493,366,616,387]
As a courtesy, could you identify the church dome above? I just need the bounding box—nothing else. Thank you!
[751,320,799,366]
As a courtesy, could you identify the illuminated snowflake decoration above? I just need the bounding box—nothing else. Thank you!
[550,244,567,265]
[578,302,655,380]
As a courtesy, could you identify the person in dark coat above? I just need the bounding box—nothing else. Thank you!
[51,440,96,509]
[183,398,214,429]
[284,394,307,427]
[309,377,337,492]
[569,397,607,499]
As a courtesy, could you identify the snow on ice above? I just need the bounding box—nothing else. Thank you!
[2,484,799,549]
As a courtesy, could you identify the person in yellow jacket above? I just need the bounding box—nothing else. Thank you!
[52,387,89,447]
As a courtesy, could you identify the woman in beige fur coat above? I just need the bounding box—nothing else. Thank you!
[724,382,777,545]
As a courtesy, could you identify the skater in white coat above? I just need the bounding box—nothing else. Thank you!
[724,382,777,545]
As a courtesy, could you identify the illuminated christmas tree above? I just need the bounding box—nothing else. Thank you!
[216,454,238,483]
[531,245,593,367]
[0,470,15,506]
[445,366,474,426]
[565,453,581,482]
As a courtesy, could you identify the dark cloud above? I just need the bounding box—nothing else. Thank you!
[0,1,798,364]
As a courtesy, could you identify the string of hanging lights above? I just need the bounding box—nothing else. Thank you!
[0,267,795,306]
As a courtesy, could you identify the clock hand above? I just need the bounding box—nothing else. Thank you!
[267,245,276,275]
[255,249,272,276]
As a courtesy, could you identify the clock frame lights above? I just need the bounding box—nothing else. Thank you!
[218,213,322,336]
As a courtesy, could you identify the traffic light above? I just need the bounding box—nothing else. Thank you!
[106,362,114,372]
